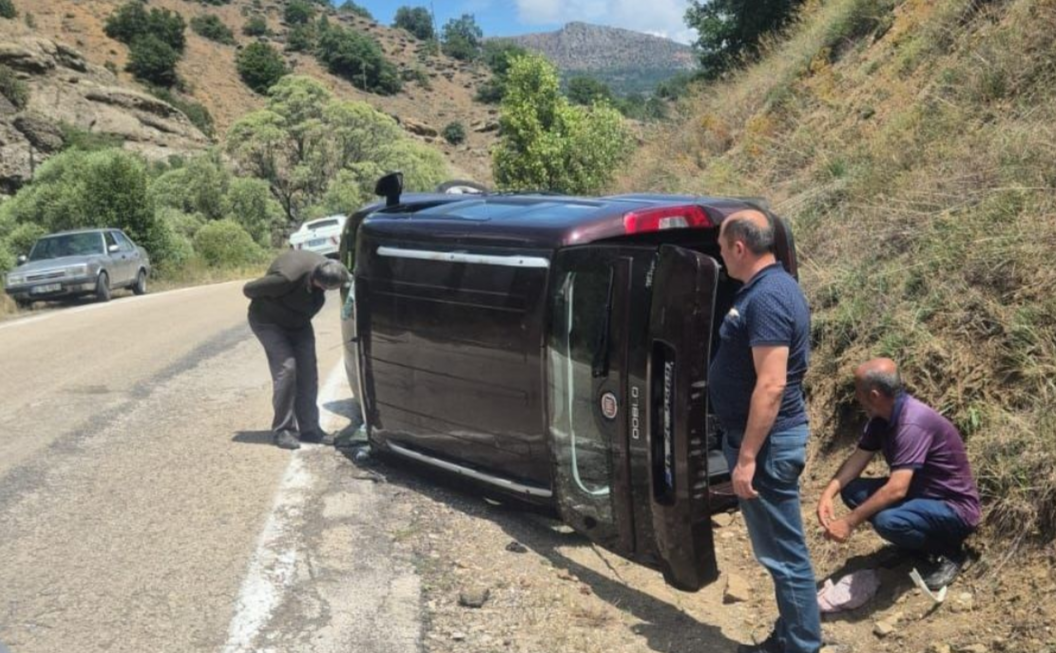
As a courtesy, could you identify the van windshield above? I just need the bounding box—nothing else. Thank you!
[547,267,616,522]
[29,233,104,261]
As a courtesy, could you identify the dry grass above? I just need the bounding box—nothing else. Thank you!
[617,0,1056,548]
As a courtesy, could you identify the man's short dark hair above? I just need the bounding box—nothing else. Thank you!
[313,260,350,289]
[723,214,775,256]
[860,367,903,398]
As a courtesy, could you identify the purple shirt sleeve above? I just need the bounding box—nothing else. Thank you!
[888,423,930,470]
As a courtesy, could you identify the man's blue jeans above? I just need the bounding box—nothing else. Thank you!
[724,424,821,653]
[841,478,973,556]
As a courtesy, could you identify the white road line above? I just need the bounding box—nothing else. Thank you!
[0,280,245,333]
[222,361,347,653]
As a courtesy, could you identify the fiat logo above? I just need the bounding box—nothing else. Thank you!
[600,392,618,420]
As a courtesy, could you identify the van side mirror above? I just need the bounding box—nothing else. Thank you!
[374,172,404,208]
[16,255,27,265]
[108,244,120,253]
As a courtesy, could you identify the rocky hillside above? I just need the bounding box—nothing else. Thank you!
[495,22,697,95]
[0,32,209,194]
[2,0,501,185]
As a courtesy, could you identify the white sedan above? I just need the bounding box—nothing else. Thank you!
[288,215,347,258]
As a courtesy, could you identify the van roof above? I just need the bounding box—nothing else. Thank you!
[360,193,767,249]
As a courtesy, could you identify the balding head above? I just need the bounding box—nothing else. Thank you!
[853,358,902,420]
[854,358,902,398]
[720,209,774,256]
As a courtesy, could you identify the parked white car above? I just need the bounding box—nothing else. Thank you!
[288,215,347,258]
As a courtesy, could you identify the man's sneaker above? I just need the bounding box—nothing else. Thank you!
[922,549,966,591]
[737,632,782,653]
[275,432,301,450]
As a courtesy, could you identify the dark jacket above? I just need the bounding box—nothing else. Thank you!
[244,250,328,329]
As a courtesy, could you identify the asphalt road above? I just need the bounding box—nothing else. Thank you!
[0,283,420,653]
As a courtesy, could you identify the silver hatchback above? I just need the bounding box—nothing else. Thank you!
[3,228,151,307]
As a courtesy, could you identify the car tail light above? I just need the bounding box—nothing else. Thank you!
[623,205,713,234]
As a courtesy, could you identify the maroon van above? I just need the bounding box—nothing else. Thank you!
[338,174,799,592]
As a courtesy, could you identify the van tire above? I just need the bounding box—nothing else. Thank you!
[95,272,111,303]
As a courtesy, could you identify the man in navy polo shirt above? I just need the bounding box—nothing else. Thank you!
[817,358,981,590]
[709,209,820,653]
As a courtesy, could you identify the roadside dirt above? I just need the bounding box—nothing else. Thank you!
[348,450,1056,653]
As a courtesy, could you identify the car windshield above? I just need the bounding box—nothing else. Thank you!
[29,233,104,261]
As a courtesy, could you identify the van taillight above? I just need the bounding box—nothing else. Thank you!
[623,206,713,234]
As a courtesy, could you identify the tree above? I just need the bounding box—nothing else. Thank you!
[126,34,181,87]
[225,76,446,222]
[338,1,373,19]
[236,41,289,94]
[105,2,187,52]
[685,0,804,78]
[492,54,632,194]
[393,6,433,41]
[284,0,314,26]
[285,22,316,52]
[315,25,401,95]
[191,14,236,45]
[0,149,174,263]
[441,14,482,61]
[566,76,612,106]
[475,41,528,103]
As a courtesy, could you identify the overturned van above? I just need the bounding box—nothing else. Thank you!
[338,174,800,592]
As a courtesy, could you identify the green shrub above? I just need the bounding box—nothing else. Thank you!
[193,219,263,266]
[60,124,125,152]
[0,244,14,275]
[442,121,465,145]
[393,6,433,41]
[0,64,29,109]
[224,176,284,246]
[148,86,215,139]
[284,0,314,25]
[315,25,401,95]
[7,223,48,258]
[190,14,235,45]
[150,153,229,219]
[285,23,316,52]
[242,15,269,37]
[127,34,181,87]
[105,2,186,52]
[0,0,17,20]
[156,205,206,239]
[337,1,372,19]
[236,41,288,94]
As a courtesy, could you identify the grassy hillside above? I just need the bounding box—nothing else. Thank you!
[619,0,1056,547]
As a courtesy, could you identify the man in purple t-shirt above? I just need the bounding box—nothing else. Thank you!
[816,358,981,590]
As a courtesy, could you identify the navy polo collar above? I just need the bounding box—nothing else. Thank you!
[738,261,784,294]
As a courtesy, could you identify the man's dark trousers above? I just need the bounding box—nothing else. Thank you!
[249,316,321,439]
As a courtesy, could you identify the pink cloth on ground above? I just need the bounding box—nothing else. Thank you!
[816,568,881,613]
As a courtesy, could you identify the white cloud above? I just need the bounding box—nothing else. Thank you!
[515,0,698,44]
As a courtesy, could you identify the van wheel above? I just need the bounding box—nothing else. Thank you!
[132,269,147,295]
[95,272,111,303]
[15,298,31,309]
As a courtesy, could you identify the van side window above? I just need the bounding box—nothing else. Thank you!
[547,267,616,504]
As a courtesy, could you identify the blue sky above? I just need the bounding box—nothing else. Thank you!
[343,1,699,44]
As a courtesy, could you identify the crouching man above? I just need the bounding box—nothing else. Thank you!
[244,250,350,450]
[817,358,981,590]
